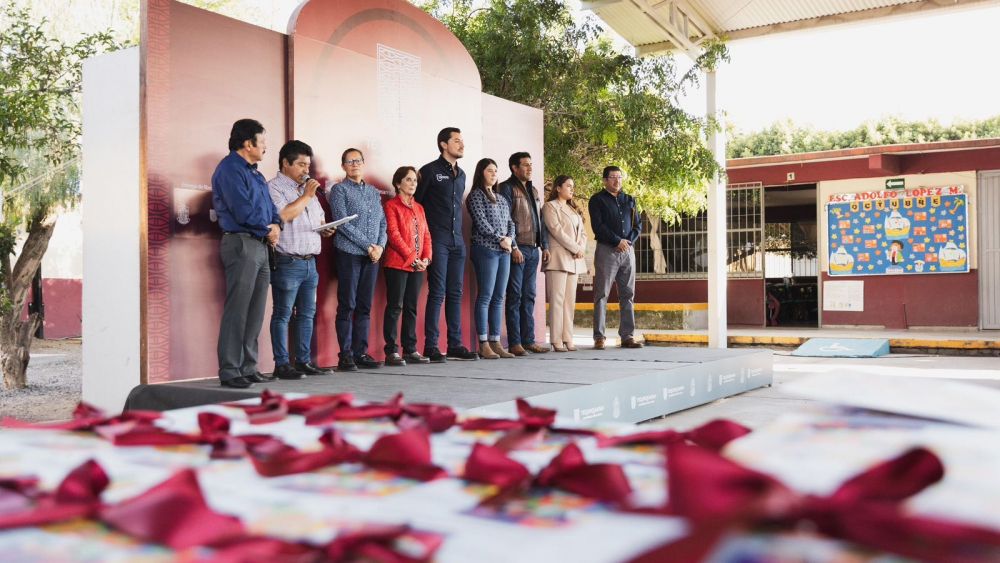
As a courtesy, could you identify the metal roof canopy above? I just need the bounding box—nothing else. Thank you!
[582,0,998,57]
[582,0,998,348]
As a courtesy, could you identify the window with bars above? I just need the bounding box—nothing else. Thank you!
[634,183,764,279]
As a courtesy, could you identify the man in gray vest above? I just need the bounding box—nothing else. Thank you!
[498,151,549,355]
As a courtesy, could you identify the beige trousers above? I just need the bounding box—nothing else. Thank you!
[546,270,578,348]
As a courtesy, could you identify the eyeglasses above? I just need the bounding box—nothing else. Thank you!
[607,175,624,180]
[344,158,364,166]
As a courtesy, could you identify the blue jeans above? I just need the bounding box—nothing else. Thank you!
[335,251,379,360]
[424,239,466,350]
[505,245,540,346]
[470,245,510,341]
[269,255,319,366]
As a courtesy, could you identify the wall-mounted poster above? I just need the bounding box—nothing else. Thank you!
[826,185,969,276]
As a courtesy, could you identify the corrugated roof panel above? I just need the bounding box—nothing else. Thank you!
[585,0,979,54]
[687,0,920,33]
[597,3,683,46]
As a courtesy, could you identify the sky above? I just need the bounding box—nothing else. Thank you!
[672,3,1000,133]
[16,0,1000,134]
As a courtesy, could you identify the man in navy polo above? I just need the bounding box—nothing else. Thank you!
[588,165,644,350]
[414,127,478,362]
[211,119,283,388]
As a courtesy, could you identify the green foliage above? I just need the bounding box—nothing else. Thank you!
[728,115,1000,159]
[421,0,728,221]
[0,3,115,318]
[0,4,116,189]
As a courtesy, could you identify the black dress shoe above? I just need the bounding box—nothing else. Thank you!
[294,362,331,376]
[446,346,479,361]
[337,357,359,372]
[245,372,275,383]
[425,347,446,363]
[221,376,254,389]
[273,364,304,380]
[354,354,383,369]
[385,353,407,367]
[404,351,431,364]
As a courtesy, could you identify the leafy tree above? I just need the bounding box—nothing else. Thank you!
[0,4,116,389]
[421,0,728,223]
[729,115,1000,158]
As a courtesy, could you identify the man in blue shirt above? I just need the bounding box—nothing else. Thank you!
[211,119,283,388]
[588,165,643,350]
[328,148,387,372]
[414,127,478,362]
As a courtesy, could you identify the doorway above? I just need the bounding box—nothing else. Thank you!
[763,184,818,326]
[978,171,1000,329]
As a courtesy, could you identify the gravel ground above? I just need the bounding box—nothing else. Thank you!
[0,338,82,422]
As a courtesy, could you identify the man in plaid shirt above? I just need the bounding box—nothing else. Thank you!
[328,148,388,372]
[267,140,336,379]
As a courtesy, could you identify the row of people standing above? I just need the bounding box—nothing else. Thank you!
[211,120,641,389]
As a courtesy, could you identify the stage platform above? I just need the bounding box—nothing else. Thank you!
[125,346,773,424]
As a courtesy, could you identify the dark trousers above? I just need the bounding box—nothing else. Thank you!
[424,239,466,350]
[505,245,540,346]
[383,267,424,354]
[218,233,270,382]
[335,251,379,360]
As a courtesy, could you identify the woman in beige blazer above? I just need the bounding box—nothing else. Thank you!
[542,175,587,351]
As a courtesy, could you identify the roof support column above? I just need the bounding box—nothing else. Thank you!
[706,69,727,348]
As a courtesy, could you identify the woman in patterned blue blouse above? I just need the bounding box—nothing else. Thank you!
[466,158,517,359]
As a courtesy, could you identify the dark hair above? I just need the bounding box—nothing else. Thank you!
[341,148,364,164]
[278,140,313,168]
[228,119,264,151]
[471,158,498,203]
[547,175,582,214]
[602,165,622,179]
[392,166,418,189]
[508,151,531,172]
[437,127,461,153]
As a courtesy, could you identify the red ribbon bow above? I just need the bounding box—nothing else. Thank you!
[630,443,1000,563]
[100,468,247,549]
[461,398,597,451]
[0,459,245,549]
[464,441,632,506]
[224,388,290,425]
[96,411,273,459]
[247,429,364,477]
[208,523,444,563]
[1,459,444,560]
[597,419,751,451]
[2,402,161,431]
[0,459,108,529]
[227,391,457,433]
[247,428,447,481]
[304,392,457,433]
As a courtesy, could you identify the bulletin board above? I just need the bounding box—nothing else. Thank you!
[826,186,969,276]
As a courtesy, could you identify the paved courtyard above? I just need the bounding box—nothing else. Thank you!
[2,336,999,426]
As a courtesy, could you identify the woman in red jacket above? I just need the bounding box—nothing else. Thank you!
[382,166,433,366]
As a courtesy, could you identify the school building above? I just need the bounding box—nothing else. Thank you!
[587,138,1000,330]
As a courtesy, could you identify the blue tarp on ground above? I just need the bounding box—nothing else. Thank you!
[792,338,890,358]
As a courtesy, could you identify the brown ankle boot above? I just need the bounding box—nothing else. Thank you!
[489,341,515,358]
[478,341,499,359]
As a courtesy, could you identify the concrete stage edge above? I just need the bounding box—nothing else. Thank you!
[125,347,773,425]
